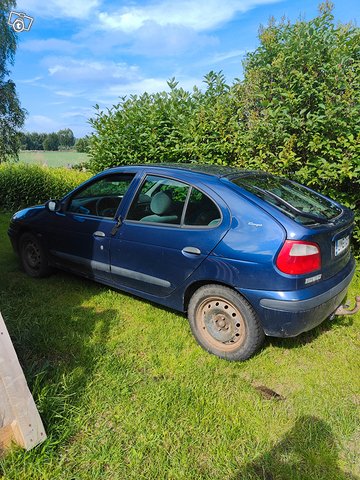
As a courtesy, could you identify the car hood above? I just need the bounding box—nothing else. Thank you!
[11,205,46,222]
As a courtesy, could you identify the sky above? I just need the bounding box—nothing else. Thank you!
[6,0,360,138]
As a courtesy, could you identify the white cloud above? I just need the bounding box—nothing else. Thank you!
[19,76,43,84]
[43,57,167,103]
[104,78,170,97]
[46,58,140,83]
[24,115,62,132]
[94,75,203,104]
[210,49,247,64]
[54,90,84,98]
[129,22,217,57]
[61,107,93,120]
[21,39,80,53]
[17,0,100,19]
[97,0,280,32]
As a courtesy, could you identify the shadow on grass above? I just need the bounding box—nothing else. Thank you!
[0,268,119,456]
[232,415,358,480]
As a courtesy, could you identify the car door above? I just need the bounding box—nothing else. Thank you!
[45,172,138,282]
[109,174,231,297]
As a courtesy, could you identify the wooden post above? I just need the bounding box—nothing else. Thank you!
[0,312,46,452]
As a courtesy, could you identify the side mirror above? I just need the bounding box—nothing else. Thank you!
[46,199,62,212]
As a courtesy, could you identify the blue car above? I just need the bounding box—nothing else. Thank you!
[8,164,356,360]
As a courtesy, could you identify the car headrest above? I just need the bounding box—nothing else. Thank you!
[150,191,172,215]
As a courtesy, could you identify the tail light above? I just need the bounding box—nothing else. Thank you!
[276,240,321,275]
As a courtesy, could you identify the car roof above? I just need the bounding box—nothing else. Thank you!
[105,163,265,179]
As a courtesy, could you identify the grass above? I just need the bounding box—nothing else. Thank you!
[19,151,89,168]
[0,211,359,479]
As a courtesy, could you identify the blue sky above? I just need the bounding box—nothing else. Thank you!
[8,0,360,138]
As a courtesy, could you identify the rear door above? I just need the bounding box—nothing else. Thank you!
[110,174,231,297]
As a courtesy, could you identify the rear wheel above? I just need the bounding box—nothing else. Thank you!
[19,232,52,278]
[188,285,265,361]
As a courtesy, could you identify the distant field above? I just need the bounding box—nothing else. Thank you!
[19,150,89,167]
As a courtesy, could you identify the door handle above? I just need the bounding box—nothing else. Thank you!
[93,231,105,237]
[182,246,201,255]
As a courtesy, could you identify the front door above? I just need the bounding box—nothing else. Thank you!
[45,172,137,282]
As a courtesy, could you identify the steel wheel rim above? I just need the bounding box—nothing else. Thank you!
[195,296,246,352]
[24,241,41,270]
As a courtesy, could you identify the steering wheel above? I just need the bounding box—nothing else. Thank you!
[95,197,119,217]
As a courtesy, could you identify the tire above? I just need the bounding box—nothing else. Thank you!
[19,232,52,278]
[188,285,265,361]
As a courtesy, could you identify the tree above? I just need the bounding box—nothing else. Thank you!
[24,132,46,150]
[58,128,75,149]
[75,136,90,153]
[43,132,59,151]
[0,0,26,161]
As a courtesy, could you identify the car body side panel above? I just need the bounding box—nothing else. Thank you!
[220,177,355,282]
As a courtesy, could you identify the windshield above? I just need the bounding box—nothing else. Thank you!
[231,175,342,225]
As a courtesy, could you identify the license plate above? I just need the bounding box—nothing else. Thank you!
[335,235,350,256]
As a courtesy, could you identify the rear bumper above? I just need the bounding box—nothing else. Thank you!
[238,258,356,337]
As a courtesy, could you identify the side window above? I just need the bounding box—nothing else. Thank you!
[126,175,189,224]
[184,188,221,227]
[68,174,135,218]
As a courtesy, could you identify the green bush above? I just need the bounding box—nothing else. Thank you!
[0,164,90,211]
[88,73,238,172]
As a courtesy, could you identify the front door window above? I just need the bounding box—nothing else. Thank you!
[68,174,135,218]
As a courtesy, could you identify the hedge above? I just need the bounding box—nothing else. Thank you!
[0,164,90,211]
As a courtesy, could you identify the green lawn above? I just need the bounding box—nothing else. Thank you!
[0,212,359,479]
[19,151,89,168]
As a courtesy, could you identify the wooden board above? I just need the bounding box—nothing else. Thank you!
[0,312,47,451]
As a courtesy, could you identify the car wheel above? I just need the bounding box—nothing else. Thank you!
[188,285,265,361]
[19,232,52,278]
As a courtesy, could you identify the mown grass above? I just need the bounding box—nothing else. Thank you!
[0,212,359,479]
[19,151,89,168]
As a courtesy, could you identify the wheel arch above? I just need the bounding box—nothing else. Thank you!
[16,227,44,250]
[183,280,241,312]
[15,226,32,252]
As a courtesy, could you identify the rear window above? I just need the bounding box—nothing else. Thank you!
[231,175,342,225]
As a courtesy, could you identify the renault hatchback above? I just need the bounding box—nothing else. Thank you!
[8,164,356,360]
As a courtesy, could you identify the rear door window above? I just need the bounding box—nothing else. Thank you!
[126,176,221,227]
[232,175,341,225]
[184,188,221,227]
[126,175,189,224]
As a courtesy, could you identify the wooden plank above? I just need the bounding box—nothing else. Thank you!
[0,423,16,451]
[0,312,46,451]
